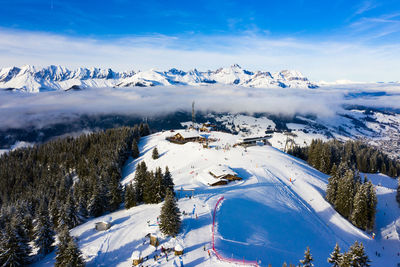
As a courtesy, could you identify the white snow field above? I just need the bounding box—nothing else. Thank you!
[35,130,399,267]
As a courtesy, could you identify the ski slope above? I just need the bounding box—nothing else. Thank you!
[34,130,400,267]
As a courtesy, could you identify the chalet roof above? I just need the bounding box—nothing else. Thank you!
[176,131,201,139]
[175,244,184,251]
[131,251,140,259]
[206,165,237,177]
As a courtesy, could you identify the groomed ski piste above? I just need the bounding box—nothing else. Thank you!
[35,130,400,267]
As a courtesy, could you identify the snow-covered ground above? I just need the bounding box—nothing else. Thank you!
[35,130,400,267]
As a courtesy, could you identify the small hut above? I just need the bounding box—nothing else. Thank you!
[149,234,159,247]
[167,131,206,144]
[131,251,142,266]
[95,216,112,231]
[174,244,184,256]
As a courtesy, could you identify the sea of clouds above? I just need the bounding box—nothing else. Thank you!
[0,84,400,130]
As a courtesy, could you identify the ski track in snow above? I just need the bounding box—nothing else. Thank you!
[33,130,400,267]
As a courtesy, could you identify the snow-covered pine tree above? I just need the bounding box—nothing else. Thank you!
[143,171,158,204]
[59,193,81,229]
[124,183,137,209]
[49,199,61,229]
[351,183,369,230]
[348,241,370,267]
[327,243,342,267]
[108,180,123,212]
[131,139,139,159]
[299,246,314,267]
[0,224,28,266]
[152,147,159,160]
[155,167,165,201]
[365,181,377,231]
[326,164,339,204]
[335,169,356,218]
[88,187,105,218]
[55,226,72,266]
[339,252,352,266]
[159,190,181,236]
[55,226,85,267]
[35,204,55,257]
[22,213,35,242]
[163,166,175,195]
[134,161,148,203]
[11,213,31,263]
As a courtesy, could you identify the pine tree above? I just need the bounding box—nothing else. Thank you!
[22,213,35,241]
[134,161,148,203]
[124,183,137,209]
[163,166,175,195]
[326,164,339,204]
[88,184,106,218]
[108,181,122,212]
[348,241,370,267]
[155,167,165,201]
[351,184,369,230]
[59,193,81,230]
[0,224,28,266]
[159,190,181,236]
[131,139,139,159]
[143,171,158,204]
[335,169,356,218]
[339,252,352,266]
[152,147,159,160]
[55,226,72,266]
[49,199,60,229]
[11,214,31,263]
[365,181,377,231]
[35,204,55,257]
[327,243,342,267]
[299,246,314,267]
[55,226,85,267]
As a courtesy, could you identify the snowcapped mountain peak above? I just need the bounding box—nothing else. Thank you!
[0,65,319,92]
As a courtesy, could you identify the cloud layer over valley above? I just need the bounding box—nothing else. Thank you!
[1,84,400,130]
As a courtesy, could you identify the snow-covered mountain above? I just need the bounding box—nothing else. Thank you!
[0,64,318,92]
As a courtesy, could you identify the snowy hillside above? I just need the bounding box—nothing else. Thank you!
[207,109,400,159]
[34,130,399,267]
[0,64,318,92]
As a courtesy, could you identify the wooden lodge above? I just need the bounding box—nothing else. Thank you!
[174,244,184,256]
[131,251,142,266]
[166,131,206,144]
[199,165,242,187]
[209,165,242,181]
[200,122,216,132]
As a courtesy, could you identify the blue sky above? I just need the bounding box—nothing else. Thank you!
[0,0,399,81]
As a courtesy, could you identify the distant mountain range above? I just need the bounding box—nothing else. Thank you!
[0,64,319,92]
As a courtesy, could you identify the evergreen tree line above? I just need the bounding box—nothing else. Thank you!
[124,161,174,208]
[0,123,150,265]
[326,162,377,231]
[289,139,400,178]
[280,241,370,267]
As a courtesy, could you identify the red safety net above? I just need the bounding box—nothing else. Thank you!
[212,196,259,266]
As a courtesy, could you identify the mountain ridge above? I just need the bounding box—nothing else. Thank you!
[0,64,318,92]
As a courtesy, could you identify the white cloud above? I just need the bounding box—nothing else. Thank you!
[1,83,400,130]
[0,28,399,82]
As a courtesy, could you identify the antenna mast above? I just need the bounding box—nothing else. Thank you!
[192,101,196,128]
